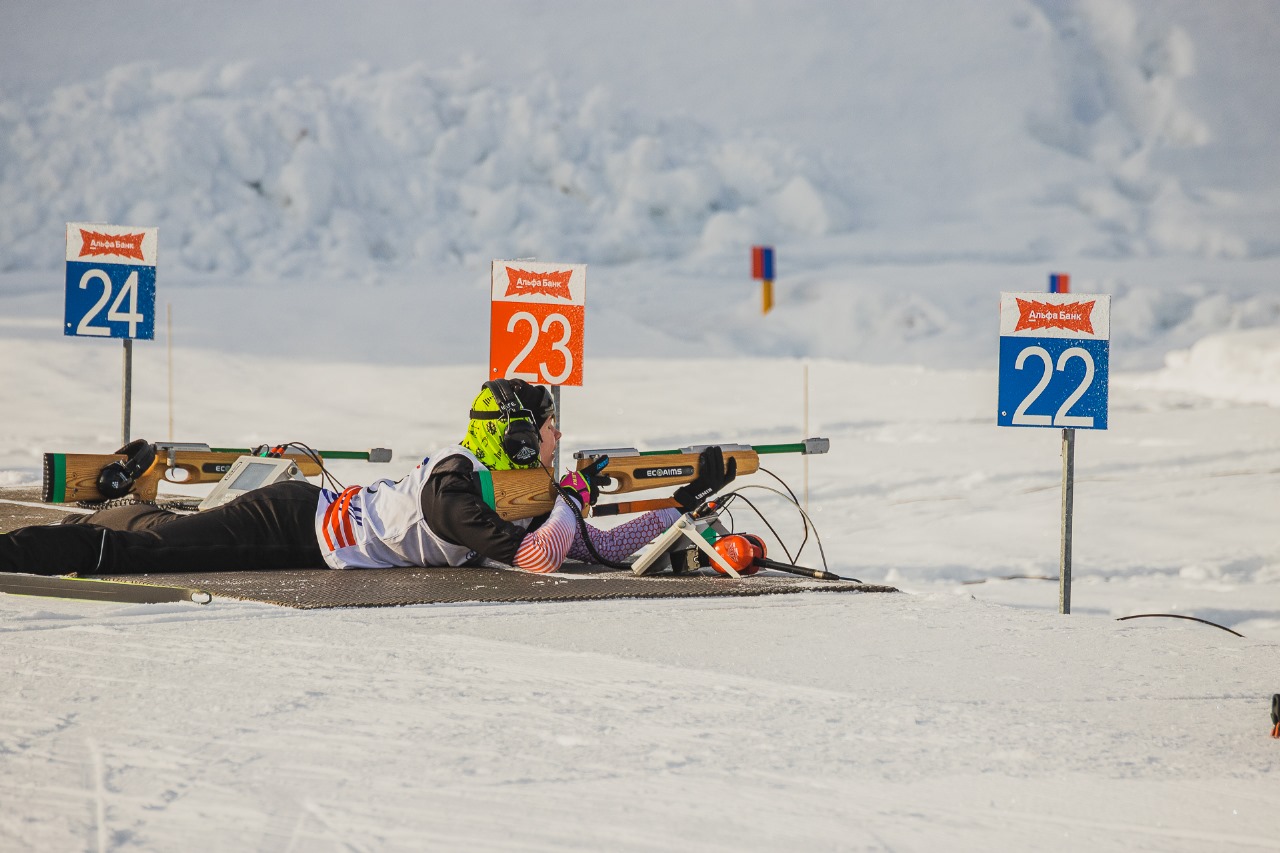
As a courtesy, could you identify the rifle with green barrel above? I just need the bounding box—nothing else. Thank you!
[42,442,393,503]
[476,438,829,520]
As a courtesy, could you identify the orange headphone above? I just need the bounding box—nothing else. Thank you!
[712,533,767,576]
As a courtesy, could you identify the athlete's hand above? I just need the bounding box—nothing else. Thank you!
[558,456,610,510]
[673,446,737,512]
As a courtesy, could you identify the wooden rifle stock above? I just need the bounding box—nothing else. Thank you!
[42,444,391,503]
[588,498,680,517]
[480,439,828,521]
[476,449,759,522]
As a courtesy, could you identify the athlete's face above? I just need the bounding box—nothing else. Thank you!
[539,417,561,468]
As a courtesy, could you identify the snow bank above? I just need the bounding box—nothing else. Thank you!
[1136,327,1280,406]
[1,0,1271,291]
[0,62,845,278]
[1024,0,1260,256]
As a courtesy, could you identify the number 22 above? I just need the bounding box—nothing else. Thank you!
[1012,346,1096,428]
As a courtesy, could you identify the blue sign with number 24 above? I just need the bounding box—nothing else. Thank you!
[64,261,156,340]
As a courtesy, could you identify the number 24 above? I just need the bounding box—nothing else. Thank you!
[75,269,144,338]
[1012,346,1096,428]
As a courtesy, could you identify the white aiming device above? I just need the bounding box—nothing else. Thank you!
[198,456,307,511]
[629,509,741,578]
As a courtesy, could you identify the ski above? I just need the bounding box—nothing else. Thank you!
[0,573,212,605]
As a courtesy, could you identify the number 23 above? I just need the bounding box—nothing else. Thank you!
[505,311,574,385]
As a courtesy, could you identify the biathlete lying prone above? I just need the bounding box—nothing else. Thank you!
[0,379,737,577]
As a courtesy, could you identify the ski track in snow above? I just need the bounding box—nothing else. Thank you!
[2,594,1279,851]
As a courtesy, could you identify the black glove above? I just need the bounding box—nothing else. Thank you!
[672,446,737,512]
[580,455,611,504]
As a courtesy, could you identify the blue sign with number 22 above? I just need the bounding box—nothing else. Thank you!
[998,336,1109,430]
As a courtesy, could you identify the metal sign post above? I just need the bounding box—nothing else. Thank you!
[64,222,158,447]
[997,291,1110,615]
[1059,427,1075,614]
[551,385,562,477]
[121,338,134,445]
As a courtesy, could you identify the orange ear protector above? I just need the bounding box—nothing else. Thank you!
[713,533,767,576]
[714,532,851,582]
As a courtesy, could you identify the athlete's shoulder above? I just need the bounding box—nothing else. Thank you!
[424,448,485,494]
[430,454,478,477]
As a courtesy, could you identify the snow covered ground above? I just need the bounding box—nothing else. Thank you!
[2,1,1279,850]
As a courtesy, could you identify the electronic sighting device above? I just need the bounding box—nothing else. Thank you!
[628,505,742,578]
[197,456,307,511]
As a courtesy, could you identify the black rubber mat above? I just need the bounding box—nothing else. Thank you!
[2,488,896,608]
[90,565,897,609]
[0,488,83,527]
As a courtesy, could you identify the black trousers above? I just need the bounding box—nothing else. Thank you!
[0,481,325,575]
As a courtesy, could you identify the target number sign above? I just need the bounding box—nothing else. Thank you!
[64,223,158,340]
[998,292,1110,430]
[489,261,586,387]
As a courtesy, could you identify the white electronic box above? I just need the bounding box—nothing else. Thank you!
[197,456,307,511]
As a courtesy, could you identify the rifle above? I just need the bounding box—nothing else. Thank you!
[40,438,826,520]
[42,443,393,503]
[477,438,829,521]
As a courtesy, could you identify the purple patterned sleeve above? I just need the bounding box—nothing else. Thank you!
[567,508,682,563]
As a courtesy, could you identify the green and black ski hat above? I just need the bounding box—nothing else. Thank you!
[461,379,556,470]
[475,378,554,429]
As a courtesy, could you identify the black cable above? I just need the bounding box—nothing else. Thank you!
[536,462,832,579]
[711,491,852,581]
[758,465,802,505]
[276,441,344,491]
[757,467,831,570]
[717,492,796,564]
[539,463,633,570]
[721,506,736,533]
[758,465,811,561]
[717,484,833,572]
[1116,613,1244,637]
[754,556,857,583]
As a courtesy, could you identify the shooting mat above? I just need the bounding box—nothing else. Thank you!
[1,487,897,608]
[90,566,896,609]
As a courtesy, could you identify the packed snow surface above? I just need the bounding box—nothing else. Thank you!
[1,1,1278,850]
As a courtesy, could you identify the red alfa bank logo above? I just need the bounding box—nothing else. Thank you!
[504,268,573,300]
[1015,298,1095,334]
[79,229,146,261]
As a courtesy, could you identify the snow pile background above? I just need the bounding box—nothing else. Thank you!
[1,1,1278,850]
[1,61,848,275]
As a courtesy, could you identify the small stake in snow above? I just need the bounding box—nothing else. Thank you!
[751,245,775,314]
[1271,694,1279,739]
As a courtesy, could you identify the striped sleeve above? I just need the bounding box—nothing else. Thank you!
[512,497,578,574]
